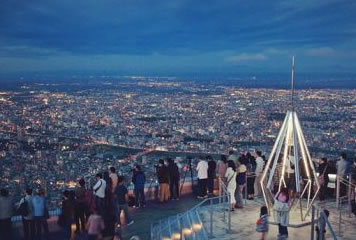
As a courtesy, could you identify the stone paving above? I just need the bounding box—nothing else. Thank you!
[200,198,356,240]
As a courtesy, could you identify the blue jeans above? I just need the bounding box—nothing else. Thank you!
[135,188,145,207]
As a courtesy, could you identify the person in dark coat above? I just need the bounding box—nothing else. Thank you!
[318,158,330,201]
[167,159,180,200]
[0,188,13,240]
[132,165,146,207]
[207,156,217,196]
[156,159,170,203]
[61,190,74,239]
[246,152,257,200]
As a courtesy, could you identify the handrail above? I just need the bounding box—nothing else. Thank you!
[151,178,231,240]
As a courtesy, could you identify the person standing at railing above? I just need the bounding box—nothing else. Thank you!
[207,156,217,197]
[216,155,227,183]
[0,188,13,240]
[156,159,170,203]
[225,160,237,211]
[246,152,256,200]
[18,188,35,240]
[336,152,352,198]
[255,151,265,197]
[32,189,48,240]
[196,157,209,199]
[93,173,107,216]
[318,158,330,202]
[132,165,146,206]
[235,155,247,209]
[74,178,88,234]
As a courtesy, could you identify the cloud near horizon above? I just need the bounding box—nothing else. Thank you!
[0,0,356,75]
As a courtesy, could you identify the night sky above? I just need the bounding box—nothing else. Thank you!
[1,0,356,76]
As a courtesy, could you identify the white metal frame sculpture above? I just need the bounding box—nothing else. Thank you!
[260,57,320,220]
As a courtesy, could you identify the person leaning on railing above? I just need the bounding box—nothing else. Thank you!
[0,188,13,240]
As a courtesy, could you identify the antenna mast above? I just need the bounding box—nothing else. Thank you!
[291,56,295,112]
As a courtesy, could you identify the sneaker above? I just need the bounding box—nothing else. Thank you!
[127,220,134,226]
[117,224,121,228]
[203,195,208,198]
[197,196,203,199]
[133,205,138,208]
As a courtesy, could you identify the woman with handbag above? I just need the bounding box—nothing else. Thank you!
[273,188,290,239]
[225,160,237,211]
[318,158,330,201]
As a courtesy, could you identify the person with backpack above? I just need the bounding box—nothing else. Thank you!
[0,188,13,240]
[132,165,146,207]
[256,206,269,240]
[93,173,107,216]
[18,188,34,240]
[168,159,180,200]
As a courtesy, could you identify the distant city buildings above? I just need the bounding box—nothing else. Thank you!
[0,80,355,207]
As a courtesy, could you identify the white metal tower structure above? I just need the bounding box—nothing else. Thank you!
[260,56,320,220]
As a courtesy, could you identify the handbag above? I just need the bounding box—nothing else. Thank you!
[318,165,328,186]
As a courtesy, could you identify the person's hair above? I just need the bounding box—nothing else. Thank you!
[229,150,234,155]
[63,190,70,198]
[341,152,347,160]
[246,152,252,158]
[96,173,103,179]
[0,188,9,197]
[103,171,110,180]
[260,206,268,217]
[118,176,125,184]
[323,209,330,218]
[279,188,289,202]
[110,167,116,173]
[221,155,227,163]
[167,158,173,165]
[227,160,236,171]
[25,188,32,195]
[79,178,85,187]
[321,157,327,164]
[206,155,212,160]
[256,151,262,157]
[158,159,164,165]
[136,165,141,171]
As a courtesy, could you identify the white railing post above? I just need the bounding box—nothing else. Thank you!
[348,174,352,217]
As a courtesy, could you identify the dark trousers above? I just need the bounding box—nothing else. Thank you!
[169,179,180,199]
[198,179,208,197]
[319,182,329,201]
[95,196,105,216]
[75,202,87,232]
[134,188,145,207]
[88,234,98,240]
[33,216,49,240]
[0,218,13,240]
[247,176,255,195]
[278,224,288,236]
[23,218,35,240]
[207,177,214,194]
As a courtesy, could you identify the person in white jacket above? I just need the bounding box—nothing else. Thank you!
[93,173,106,216]
[254,151,265,197]
[225,160,237,211]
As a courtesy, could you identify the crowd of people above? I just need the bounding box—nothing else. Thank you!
[0,151,355,240]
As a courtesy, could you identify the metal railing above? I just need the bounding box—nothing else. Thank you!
[11,208,61,222]
[151,178,231,240]
[311,204,338,240]
[335,174,355,211]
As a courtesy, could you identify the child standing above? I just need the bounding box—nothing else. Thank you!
[87,210,105,240]
[256,206,269,240]
[315,209,329,240]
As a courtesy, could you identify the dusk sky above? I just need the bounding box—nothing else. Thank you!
[1,0,356,76]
